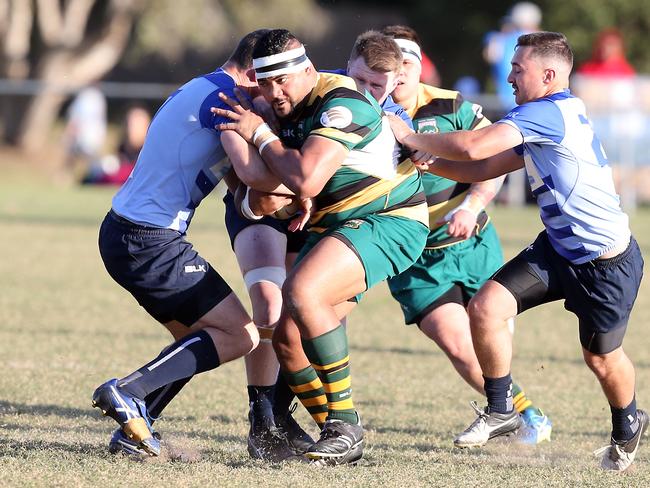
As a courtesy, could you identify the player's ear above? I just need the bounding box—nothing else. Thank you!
[543,68,556,85]
[246,68,257,83]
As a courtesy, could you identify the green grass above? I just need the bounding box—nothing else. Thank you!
[1,171,649,487]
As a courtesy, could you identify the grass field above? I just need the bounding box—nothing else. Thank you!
[1,167,649,487]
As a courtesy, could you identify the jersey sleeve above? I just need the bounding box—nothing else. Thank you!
[382,95,414,129]
[497,99,565,144]
[198,86,251,132]
[454,94,491,131]
[309,89,383,151]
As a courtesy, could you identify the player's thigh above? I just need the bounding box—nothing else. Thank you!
[564,237,643,354]
[489,231,563,315]
[189,291,252,333]
[233,224,287,273]
[419,301,473,351]
[289,234,367,305]
[99,212,236,328]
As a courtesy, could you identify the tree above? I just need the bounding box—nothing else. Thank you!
[0,0,329,152]
[0,0,145,150]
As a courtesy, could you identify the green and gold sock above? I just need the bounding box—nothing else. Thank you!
[283,366,328,428]
[302,325,357,425]
[512,382,540,414]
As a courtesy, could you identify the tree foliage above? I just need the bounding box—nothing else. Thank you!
[0,0,328,151]
[347,0,650,87]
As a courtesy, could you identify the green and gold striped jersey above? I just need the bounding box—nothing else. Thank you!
[405,83,492,249]
[279,72,427,232]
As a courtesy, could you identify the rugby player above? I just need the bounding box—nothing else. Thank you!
[89,30,303,458]
[221,124,313,463]
[214,28,429,464]
[390,31,645,472]
[380,25,551,444]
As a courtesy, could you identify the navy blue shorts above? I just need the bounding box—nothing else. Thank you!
[492,231,643,354]
[223,191,308,253]
[98,210,232,326]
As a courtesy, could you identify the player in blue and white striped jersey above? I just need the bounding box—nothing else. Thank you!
[390,31,645,472]
[91,30,302,460]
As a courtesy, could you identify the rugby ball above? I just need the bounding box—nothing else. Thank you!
[272,198,302,220]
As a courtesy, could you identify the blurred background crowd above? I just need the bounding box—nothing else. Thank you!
[1,0,649,207]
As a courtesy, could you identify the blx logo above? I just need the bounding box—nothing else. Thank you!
[184,264,206,273]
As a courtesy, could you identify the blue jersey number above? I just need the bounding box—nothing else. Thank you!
[579,114,608,166]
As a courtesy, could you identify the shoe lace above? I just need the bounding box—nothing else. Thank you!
[470,401,489,420]
[320,421,344,441]
[461,401,489,433]
[594,441,627,461]
[593,445,610,458]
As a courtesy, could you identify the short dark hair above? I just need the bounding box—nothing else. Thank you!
[380,25,421,46]
[516,31,574,68]
[253,29,302,59]
[349,31,402,73]
[228,29,271,68]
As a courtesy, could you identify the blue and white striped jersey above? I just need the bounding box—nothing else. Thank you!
[499,90,630,264]
[112,69,235,233]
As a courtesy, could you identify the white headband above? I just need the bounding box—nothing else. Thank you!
[394,38,422,64]
[253,45,311,79]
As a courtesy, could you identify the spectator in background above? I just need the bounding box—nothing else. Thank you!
[578,29,635,78]
[82,105,151,185]
[63,84,107,179]
[483,2,542,111]
[420,51,441,86]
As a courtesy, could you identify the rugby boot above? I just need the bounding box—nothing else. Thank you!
[518,408,552,444]
[596,409,649,471]
[92,378,161,456]
[247,407,298,462]
[305,416,363,465]
[454,401,523,448]
[274,403,315,454]
[108,428,162,456]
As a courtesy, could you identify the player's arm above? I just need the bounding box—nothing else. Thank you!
[429,149,524,182]
[257,134,347,198]
[389,114,523,161]
[214,92,346,198]
[220,130,294,195]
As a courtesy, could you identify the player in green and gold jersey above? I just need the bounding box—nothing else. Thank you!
[381,25,552,445]
[214,29,429,464]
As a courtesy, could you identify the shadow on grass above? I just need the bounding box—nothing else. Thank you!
[351,345,438,357]
[0,437,103,458]
[0,400,95,419]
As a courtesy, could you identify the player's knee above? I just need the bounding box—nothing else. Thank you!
[281,275,316,316]
[441,337,471,363]
[467,294,490,325]
[583,348,618,380]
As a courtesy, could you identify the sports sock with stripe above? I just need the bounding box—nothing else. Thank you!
[484,373,514,414]
[512,382,540,414]
[611,396,639,442]
[283,366,328,428]
[145,377,192,422]
[302,324,357,425]
[118,330,220,399]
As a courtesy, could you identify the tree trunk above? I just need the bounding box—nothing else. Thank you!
[16,0,140,152]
